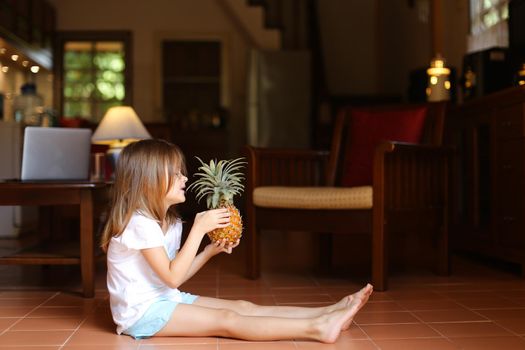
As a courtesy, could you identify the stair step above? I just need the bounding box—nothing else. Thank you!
[264,0,283,29]
[222,0,281,49]
[247,0,266,6]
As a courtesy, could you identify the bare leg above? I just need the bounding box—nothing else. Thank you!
[194,283,373,321]
[156,294,365,343]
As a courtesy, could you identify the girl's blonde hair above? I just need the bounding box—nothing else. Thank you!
[100,139,186,251]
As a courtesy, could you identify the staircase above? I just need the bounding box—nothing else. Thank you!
[220,0,326,146]
[217,0,281,50]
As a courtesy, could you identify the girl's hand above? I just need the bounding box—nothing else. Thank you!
[205,239,241,256]
[193,209,230,236]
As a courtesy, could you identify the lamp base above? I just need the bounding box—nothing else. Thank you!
[106,146,124,179]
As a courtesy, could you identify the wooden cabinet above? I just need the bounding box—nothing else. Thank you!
[0,0,55,47]
[0,0,55,69]
[494,104,525,257]
[448,86,525,274]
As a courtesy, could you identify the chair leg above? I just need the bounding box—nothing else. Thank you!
[437,223,449,276]
[372,217,387,291]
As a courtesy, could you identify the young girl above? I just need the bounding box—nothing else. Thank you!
[101,139,373,343]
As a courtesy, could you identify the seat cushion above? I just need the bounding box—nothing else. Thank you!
[341,106,427,187]
[253,186,373,209]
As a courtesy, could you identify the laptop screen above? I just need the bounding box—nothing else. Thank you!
[21,127,92,181]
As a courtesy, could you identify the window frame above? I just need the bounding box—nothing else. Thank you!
[54,30,133,122]
[470,0,509,35]
[467,0,509,52]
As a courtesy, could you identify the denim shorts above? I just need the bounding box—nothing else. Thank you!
[123,292,198,339]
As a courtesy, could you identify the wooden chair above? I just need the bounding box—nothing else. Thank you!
[244,102,451,291]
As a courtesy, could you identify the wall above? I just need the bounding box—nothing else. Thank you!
[317,0,467,100]
[49,0,470,147]
[49,0,252,155]
[318,0,378,95]
[443,0,469,82]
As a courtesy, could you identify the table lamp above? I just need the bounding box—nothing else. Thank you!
[91,106,151,175]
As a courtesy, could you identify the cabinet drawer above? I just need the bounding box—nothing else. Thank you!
[496,139,525,248]
[494,103,525,139]
[497,198,525,248]
[496,139,525,191]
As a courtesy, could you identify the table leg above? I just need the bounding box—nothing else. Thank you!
[80,189,95,298]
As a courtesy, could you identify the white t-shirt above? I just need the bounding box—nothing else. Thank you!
[106,212,184,334]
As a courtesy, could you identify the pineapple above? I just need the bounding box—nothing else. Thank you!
[187,157,245,243]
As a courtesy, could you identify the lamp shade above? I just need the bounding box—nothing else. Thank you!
[92,106,151,145]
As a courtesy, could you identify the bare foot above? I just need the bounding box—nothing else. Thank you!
[330,283,373,312]
[340,283,373,331]
[317,292,365,343]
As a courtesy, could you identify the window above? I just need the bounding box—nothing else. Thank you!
[468,0,509,51]
[470,0,509,34]
[55,31,132,122]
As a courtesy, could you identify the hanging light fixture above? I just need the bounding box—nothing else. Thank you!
[426,54,451,101]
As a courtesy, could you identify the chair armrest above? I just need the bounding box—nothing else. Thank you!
[373,141,453,209]
[377,141,454,155]
[244,145,330,187]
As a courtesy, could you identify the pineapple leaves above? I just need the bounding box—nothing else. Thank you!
[187,156,246,208]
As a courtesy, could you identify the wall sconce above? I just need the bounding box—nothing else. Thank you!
[426,54,451,101]
[518,64,525,86]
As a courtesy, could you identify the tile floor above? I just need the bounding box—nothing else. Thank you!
[1,240,525,349]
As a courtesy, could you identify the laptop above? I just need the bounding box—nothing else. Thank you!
[20,127,92,181]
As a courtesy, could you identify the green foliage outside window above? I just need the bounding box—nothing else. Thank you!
[63,42,126,121]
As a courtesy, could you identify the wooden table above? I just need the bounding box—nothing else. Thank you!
[0,181,109,297]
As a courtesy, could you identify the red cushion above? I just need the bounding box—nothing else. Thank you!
[341,106,428,187]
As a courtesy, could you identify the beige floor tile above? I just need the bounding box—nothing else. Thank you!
[0,307,35,317]
[449,335,525,349]
[27,306,92,318]
[2,245,525,348]
[11,317,84,330]
[354,311,420,325]
[430,321,514,337]
[360,301,404,313]
[0,347,60,350]
[219,342,296,349]
[65,329,138,346]
[295,338,377,349]
[494,318,525,334]
[360,323,440,339]
[141,336,218,345]
[475,308,525,320]
[0,330,72,346]
[373,338,459,350]
[454,297,522,309]
[140,345,215,350]
[395,299,463,311]
[0,298,48,308]
[413,308,488,323]
[0,317,18,332]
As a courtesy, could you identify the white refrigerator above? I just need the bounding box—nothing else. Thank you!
[0,121,36,238]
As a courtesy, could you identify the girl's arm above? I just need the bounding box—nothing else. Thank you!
[141,209,230,289]
[179,239,240,284]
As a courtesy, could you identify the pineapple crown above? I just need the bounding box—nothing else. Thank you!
[187,157,246,208]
